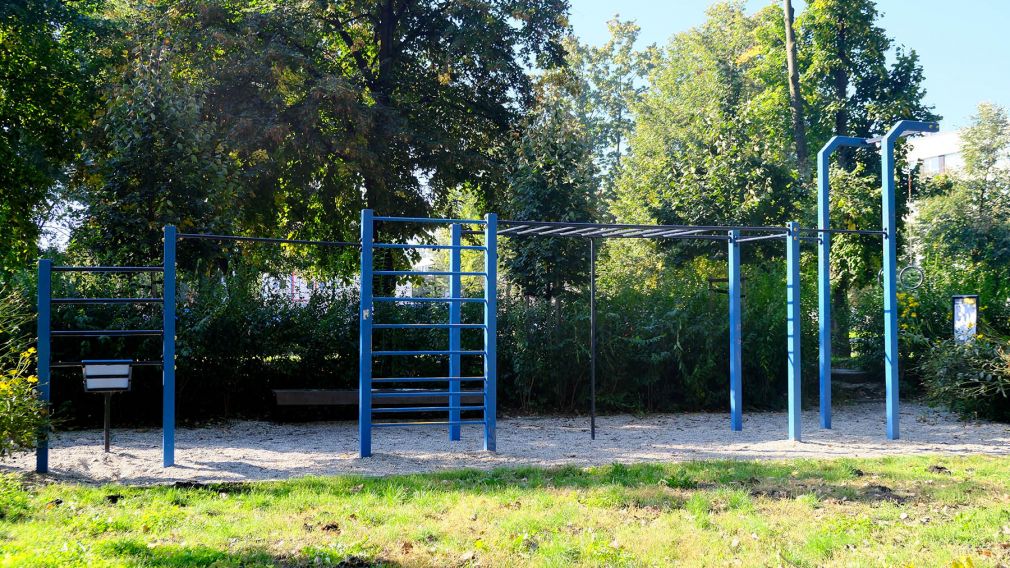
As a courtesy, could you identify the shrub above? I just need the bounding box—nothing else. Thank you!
[1,285,48,459]
[917,337,1010,421]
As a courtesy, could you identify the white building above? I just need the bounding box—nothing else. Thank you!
[906,130,965,176]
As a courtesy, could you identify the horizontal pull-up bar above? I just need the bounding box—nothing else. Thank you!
[801,228,886,236]
[177,233,359,247]
[735,233,787,244]
[51,330,163,337]
[499,220,791,235]
[51,360,163,369]
[52,266,164,273]
[373,216,487,225]
[51,298,162,305]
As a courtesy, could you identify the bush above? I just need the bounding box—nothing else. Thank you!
[918,338,1010,421]
[0,286,48,460]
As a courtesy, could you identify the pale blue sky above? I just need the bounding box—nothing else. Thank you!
[569,0,1010,129]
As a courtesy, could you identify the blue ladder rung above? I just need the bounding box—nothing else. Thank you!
[51,266,164,273]
[51,330,163,337]
[372,243,486,251]
[373,216,487,225]
[372,350,486,356]
[373,270,487,277]
[373,297,485,303]
[372,390,485,397]
[51,298,162,304]
[372,420,486,427]
[372,406,485,413]
[372,377,485,383]
[372,323,486,329]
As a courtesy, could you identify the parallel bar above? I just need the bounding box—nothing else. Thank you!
[372,406,485,413]
[498,220,790,233]
[373,270,487,277]
[51,330,163,337]
[52,360,162,368]
[589,238,597,440]
[737,233,787,244]
[373,243,486,251]
[373,350,485,356]
[373,297,485,303]
[359,209,374,457]
[178,233,357,247]
[372,420,486,427]
[163,225,177,468]
[449,224,463,441]
[372,390,485,398]
[728,230,743,432]
[373,216,487,225]
[36,259,52,474]
[802,228,886,236]
[372,377,485,383]
[484,213,498,452]
[51,298,162,305]
[372,323,486,329]
[786,222,802,442]
[52,266,163,273]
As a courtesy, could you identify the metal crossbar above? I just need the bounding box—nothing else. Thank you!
[178,233,358,247]
[372,420,486,427]
[51,298,162,305]
[372,323,486,329]
[373,296,485,303]
[372,350,486,356]
[372,377,486,383]
[52,266,163,273]
[374,216,487,225]
[51,330,163,337]
[373,270,487,277]
[373,406,485,413]
[373,243,486,251]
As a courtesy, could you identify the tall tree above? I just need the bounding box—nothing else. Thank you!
[0,0,102,279]
[783,0,808,177]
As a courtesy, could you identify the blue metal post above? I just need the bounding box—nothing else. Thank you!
[483,214,497,452]
[786,222,802,442]
[880,120,938,440]
[359,209,374,457]
[36,259,52,473]
[728,230,742,431]
[817,136,869,429]
[162,226,176,467]
[449,223,462,441]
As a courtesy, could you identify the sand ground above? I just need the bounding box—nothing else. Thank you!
[3,402,1008,485]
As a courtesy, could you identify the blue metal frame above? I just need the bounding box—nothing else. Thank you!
[359,209,374,457]
[786,222,802,441]
[816,136,869,429]
[449,223,462,441]
[36,260,52,473]
[484,214,498,452]
[880,120,938,440]
[163,226,177,467]
[728,230,742,431]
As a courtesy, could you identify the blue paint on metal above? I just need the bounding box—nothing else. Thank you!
[373,243,486,251]
[484,213,498,452]
[880,120,938,440]
[359,209,374,457]
[728,230,742,432]
[449,224,462,441]
[816,136,870,430]
[36,259,52,473]
[373,216,487,225]
[786,222,802,442]
[371,323,486,329]
[162,226,177,467]
[372,297,485,303]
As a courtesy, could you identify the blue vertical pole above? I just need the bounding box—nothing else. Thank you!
[359,209,374,457]
[448,223,462,441]
[162,226,176,467]
[816,136,869,429]
[483,214,497,452]
[786,222,802,442]
[728,231,742,431]
[880,120,938,440]
[36,259,52,473]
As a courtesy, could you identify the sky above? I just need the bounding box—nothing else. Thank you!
[568,0,1010,130]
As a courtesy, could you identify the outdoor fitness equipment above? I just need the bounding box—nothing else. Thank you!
[35,119,933,470]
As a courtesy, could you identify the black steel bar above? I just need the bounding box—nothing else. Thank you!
[590,238,597,441]
[51,298,162,305]
[178,233,359,247]
[52,266,164,273]
[799,228,886,236]
[51,361,163,368]
[51,330,163,337]
[498,220,791,233]
[736,234,787,244]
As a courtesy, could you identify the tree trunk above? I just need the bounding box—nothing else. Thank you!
[832,17,851,170]
[783,0,809,179]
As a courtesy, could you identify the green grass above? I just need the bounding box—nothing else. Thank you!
[2,455,1010,566]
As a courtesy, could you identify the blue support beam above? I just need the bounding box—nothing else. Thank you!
[36,259,52,473]
[449,224,462,441]
[728,230,743,431]
[483,213,498,452]
[786,222,802,442]
[359,209,374,457]
[880,120,938,440]
[162,226,177,467]
[816,136,870,430]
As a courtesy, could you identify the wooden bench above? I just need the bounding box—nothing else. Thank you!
[272,389,483,407]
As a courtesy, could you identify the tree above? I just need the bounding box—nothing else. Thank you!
[0,0,102,279]
[783,0,808,177]
[960,102,1010,213]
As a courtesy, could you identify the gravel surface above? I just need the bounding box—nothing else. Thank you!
[3,402,1008,485]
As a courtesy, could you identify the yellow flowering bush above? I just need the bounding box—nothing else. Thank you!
[0,347,48,460]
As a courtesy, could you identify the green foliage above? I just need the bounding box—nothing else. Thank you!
[0,287,47,460]
[918,338,1010,421]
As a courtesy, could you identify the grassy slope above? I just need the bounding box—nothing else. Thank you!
[1,456,1009,567]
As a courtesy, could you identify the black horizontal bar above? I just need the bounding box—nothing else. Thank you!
[51,360,163,368]
[498,220,790,234]
[736,234,787,244]
[372,377,485,383]
[800,228,886,236]
[372,406,485,413]
[51,330,163,337]
[371,390,485,397]
[52,266,164,273]
[372,420,486,427]
[51,298,162,305]
[178,233,359,247]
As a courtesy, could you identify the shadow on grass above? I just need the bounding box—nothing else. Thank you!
[101,538,402,567]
